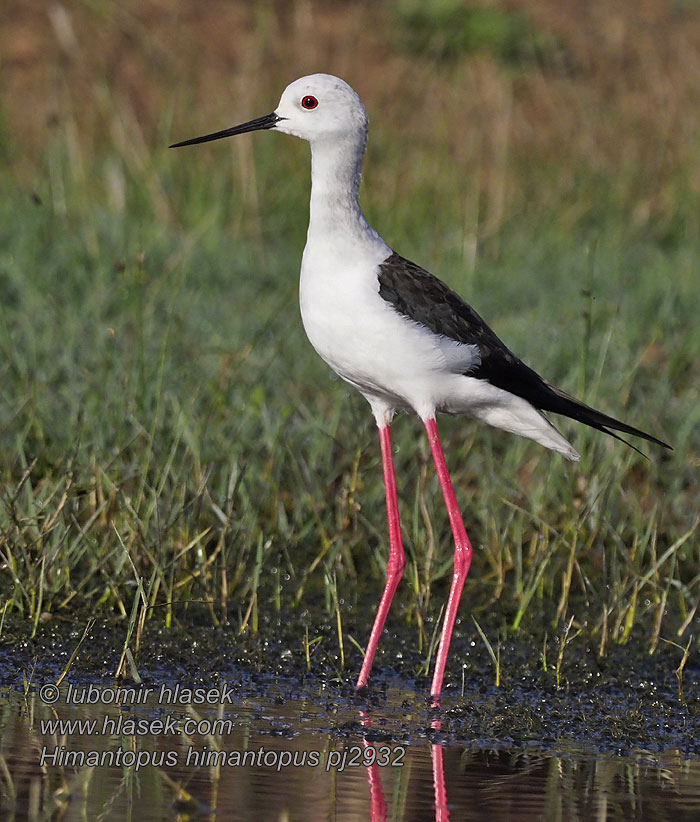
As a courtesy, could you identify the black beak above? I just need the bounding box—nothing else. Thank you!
[169,112,281,148]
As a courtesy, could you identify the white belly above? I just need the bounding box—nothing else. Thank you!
[299,241,480,417]
[298,236,578,458]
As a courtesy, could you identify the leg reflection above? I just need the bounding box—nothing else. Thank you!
[431,716,451,821]
[360,710,387,822]
[359,709,451,821]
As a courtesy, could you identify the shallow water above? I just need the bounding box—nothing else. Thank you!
[3,677,700,821]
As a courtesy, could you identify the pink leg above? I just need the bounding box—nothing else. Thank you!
[424,417,473,703]
[357,425,406,689]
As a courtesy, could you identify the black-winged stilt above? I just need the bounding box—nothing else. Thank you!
[171,74,670,702]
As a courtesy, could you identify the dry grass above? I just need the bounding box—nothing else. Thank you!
[4,0,700,236]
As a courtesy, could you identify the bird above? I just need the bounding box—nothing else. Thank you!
[171,73,671,703]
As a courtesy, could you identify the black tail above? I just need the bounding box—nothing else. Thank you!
[479,355,672,455]
[537,381,672,455]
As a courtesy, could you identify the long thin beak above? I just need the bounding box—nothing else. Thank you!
[169,112,281,148]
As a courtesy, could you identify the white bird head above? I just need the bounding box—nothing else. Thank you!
[170,73,367,149]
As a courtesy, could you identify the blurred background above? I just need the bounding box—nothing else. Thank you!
[6,0,700,235]
[0,1,698,656]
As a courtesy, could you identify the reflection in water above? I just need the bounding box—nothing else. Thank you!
[362,712,388,822]
[431,718,450,822]
[362,705,450,821]
[359,709,452,821]
[2,683,700,821]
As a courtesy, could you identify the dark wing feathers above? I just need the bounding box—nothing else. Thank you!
[377,252,671,452]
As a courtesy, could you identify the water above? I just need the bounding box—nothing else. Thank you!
[2,679,700,821]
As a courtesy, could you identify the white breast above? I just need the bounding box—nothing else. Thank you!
[299,238,480,416]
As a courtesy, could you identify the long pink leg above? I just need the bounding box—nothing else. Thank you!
[424,417,473,703]
[356,425,406,689]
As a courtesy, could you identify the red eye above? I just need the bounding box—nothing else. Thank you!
[301,95,318,110]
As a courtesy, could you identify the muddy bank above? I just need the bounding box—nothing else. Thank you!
[2,604,698,757]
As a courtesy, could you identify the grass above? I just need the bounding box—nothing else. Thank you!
[0,0,699,680]
[0,136,697,666]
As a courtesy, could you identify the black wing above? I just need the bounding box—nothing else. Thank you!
[377,252,671,452]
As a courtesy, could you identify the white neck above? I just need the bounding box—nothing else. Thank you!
[307,135,373,244]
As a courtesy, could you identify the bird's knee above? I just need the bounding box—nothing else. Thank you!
[387,554,406,578]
